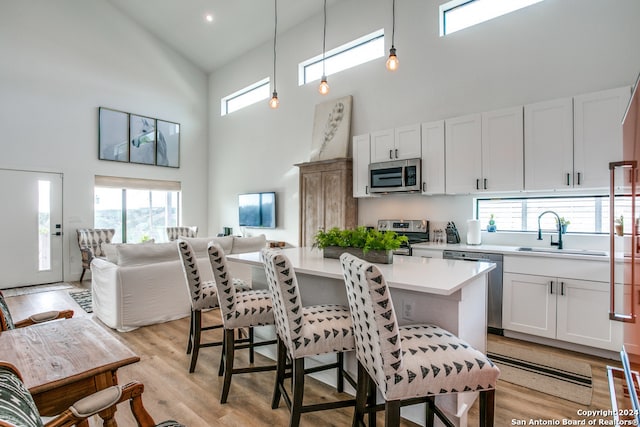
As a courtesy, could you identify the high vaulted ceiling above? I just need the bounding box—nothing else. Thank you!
[107,0,340,73]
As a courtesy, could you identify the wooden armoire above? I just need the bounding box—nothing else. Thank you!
[296,158,358,247]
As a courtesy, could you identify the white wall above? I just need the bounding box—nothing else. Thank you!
[0,1,209,280]
[208,0,640,247]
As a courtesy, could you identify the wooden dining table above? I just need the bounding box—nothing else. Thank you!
[0,317,140,426]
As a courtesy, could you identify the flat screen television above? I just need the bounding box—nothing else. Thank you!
[238,192,276,228]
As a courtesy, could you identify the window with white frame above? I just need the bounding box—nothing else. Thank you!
[221,77,270,116]
[476,195,628,234]
[298,29,384,86]
[440,0,544,36]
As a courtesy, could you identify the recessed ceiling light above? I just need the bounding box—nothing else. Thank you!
[205,14,213,23]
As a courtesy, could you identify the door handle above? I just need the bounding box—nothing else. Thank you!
[550,281,554,294]
[566,173,571,186]
[422,182,426,192]
[395,148,398,159]
[484,178,488,190]
[576,172,581,186]
[476,179,480,190]
[389,149,393,160]
[560,281,565,296]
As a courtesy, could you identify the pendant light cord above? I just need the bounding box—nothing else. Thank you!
[391,0,396,48]
[322,0,327,77]
[273,0,278,92]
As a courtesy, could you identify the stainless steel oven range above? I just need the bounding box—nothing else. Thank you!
[377,219,429,256]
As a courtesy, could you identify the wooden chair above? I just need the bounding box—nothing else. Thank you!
[0,361,183,427]
[339,253,500,427]
[207,242,277,403]
[76,228,115,282]
[166,226,198,241]
[261,248,357,427]
[0,291,73,332]
[176,239,250,373]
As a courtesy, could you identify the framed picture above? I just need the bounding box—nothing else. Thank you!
[156,120,180,167]
[98,107,129,162]
[129,114,156,165]
[310,95,352,161]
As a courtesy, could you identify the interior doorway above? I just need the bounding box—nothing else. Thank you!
[0,169,63,288]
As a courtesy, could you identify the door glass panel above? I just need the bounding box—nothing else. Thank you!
[38,180,50,271]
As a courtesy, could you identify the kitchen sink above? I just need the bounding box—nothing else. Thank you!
[516,247,608,256]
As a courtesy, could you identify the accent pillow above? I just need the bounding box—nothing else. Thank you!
[231,234,266,254]
[116,241,175,267]
[101,240,155,264]
[183,236,233,257]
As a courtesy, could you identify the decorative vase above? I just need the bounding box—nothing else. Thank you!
[561,224,568,234]
[615,224,624,236]
[322,246,393,264]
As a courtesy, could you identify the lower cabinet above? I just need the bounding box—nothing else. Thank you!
[503,272,622,351]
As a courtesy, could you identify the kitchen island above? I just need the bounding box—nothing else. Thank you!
[227,247,496,427]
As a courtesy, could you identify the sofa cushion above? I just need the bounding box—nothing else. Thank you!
[231,234,266,254]
[101,240,155,264]
[116,242,177,267]
[182,236,233,257]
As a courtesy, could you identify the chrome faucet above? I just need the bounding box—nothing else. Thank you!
[537,210,563,249]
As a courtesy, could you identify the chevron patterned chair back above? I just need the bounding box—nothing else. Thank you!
[261,248,357,427]
[339,252,500,427]
[166,226,198,241]
[206,242,276,404]
[76,228,115,281]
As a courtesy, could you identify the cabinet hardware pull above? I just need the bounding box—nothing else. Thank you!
[484,178,488,190]
[395,148,398,158]
[560,281,565,296]
[566,173,571,186]
[476,179,480,190]
[389,149,393,160]
[422,182,426,192]
[365,185,369,194]
[550,281,554,294]
[576,172,581,185]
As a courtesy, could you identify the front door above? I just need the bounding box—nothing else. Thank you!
[0,169,63,288]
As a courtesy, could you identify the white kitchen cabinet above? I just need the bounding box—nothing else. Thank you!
[524,98,574,191]
[352,133,376,198]
[445,108,523,194]
[370,124,421,163]
[503,271,622,351]
[445,114,482,193]
[481,107,524,192]
[420,120,445,195]
[573,86,631,189]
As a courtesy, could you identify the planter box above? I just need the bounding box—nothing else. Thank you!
[322,246,393,264]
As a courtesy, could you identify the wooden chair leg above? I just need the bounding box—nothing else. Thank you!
[479,389,495,427]
[352,361,368,427]
[80,268,86,282]
[186,310,194,355]
[337,352,345,392]
[289,358,305,427]
[367,376,377,427]
[218,336,225,377]
[188,310,202,373]
[272,338,287,409]
[249,327,255,364]
[385,400,401,427]
[220,329,236,404]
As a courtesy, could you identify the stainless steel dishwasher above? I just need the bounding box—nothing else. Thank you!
[442,250,503,335]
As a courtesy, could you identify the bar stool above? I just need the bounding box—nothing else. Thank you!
[177,239,250,373]
[208,242,277,403]
[261,248,357,427]
[339,253,500,427]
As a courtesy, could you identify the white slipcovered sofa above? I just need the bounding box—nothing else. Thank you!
[90,234,267,332]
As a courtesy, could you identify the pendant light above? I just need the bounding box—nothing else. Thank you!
[318,0,329,95]
[269,0,279,108]
[386,0,399,71]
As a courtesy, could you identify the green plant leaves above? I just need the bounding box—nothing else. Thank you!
[313,226,408,254]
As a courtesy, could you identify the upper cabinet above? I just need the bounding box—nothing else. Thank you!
[573,86,631,189]
[352,133,375,198]
[370,124,421,163]
[524,98,574,191]
[445,107,523,194]
[421,121,445,195]
[525,86,631,191]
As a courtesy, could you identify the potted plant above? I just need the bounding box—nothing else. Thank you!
[313,226,408,264]
[615,215,624,236]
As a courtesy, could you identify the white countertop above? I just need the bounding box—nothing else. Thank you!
[411,242,610,261]
[226,247,495,296]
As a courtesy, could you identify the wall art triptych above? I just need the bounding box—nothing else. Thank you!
[98,107,180,168]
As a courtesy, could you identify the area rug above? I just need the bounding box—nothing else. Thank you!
[487,340,593,405]
[2,282,74,297]
[69,289,93,313]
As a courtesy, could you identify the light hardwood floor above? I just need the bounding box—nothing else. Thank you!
[3,284,633,426]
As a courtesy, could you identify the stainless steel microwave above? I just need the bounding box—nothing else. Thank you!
[369,158,421,193]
